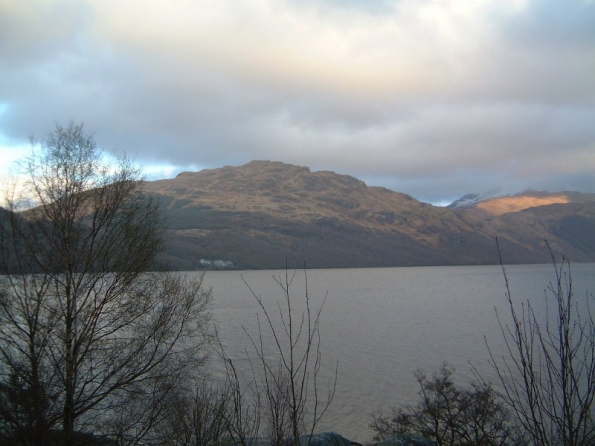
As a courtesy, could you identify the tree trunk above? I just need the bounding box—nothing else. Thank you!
[63,294,75,446]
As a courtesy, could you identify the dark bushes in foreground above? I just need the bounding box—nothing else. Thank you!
[371,365,518,446]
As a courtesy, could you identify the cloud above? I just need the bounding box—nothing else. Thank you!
[503,0,595,49]
[0,0,593,204]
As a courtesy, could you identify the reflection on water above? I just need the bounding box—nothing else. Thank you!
[199,263,595,443]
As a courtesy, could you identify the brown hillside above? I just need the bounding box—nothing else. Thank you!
[469,195,570,218]
[141,161,595,269]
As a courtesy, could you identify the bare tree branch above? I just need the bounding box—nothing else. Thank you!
[0,122,212,446]
[484,239,595,446]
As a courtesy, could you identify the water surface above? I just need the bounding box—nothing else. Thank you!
[200,263,595,443]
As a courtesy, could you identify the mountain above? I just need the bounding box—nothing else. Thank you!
[142,161,595,270]
[446,190,503,209]
[448,189,594,216]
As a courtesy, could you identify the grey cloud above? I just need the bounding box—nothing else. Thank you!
[0,0,594,204]
[461,0,595,106]
[296,0,397,15]
[501,0,595,49]
[358,167,595,207]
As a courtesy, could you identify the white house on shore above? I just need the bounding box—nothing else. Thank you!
[199,258,234,269]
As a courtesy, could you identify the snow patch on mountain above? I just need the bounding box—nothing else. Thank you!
[446,189,503,209]
[445,188,548,209]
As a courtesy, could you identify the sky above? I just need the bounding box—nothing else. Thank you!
[0,0,594,205]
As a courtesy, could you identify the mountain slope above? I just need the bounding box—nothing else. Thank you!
[453,190,595,218]
[142,161,595,269]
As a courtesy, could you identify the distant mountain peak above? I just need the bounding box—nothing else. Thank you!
[449,190,595,218]
[446,190,503,209]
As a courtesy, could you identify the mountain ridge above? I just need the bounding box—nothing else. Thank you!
[139,161,595,269]
[3,161,592,271]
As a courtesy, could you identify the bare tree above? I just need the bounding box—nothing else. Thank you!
[161,328,264,446]
[240,265,338,446]
[210,265,337,445]
[155,379,232,446]
[0,122,212,446]
[220,351,262,446]
[371,364,516,446]
[486,241,595,446]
